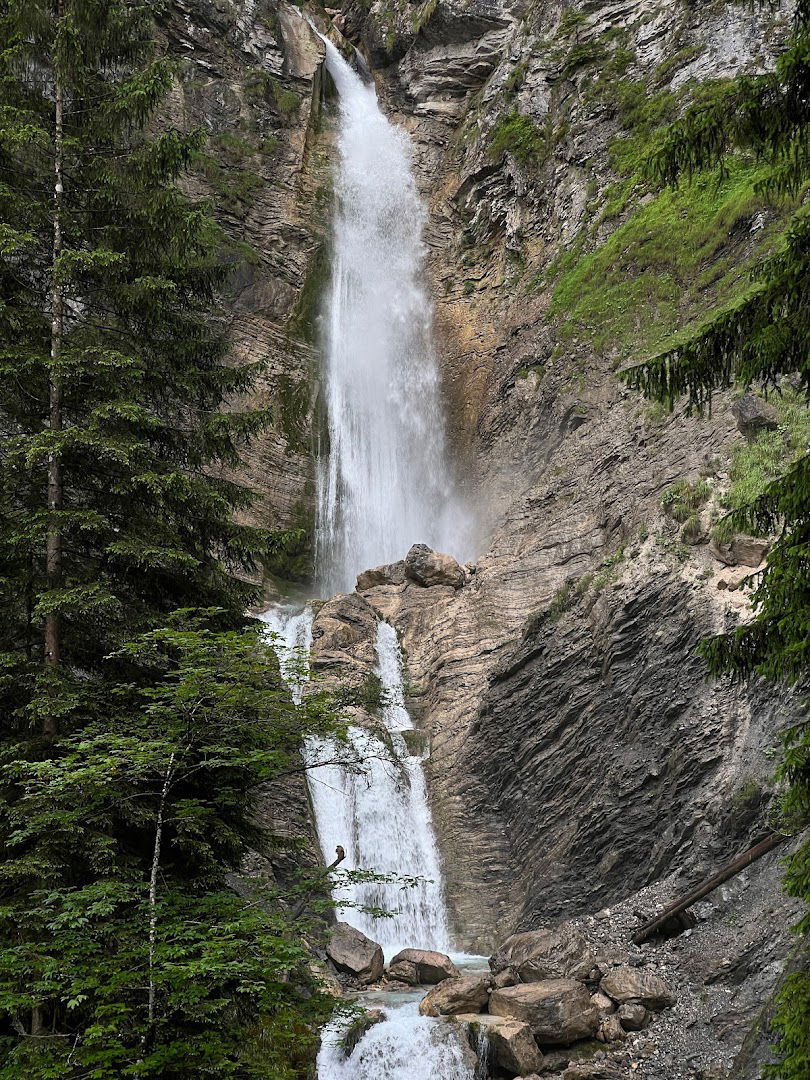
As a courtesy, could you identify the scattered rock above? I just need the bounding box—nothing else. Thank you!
[493,967,518,989]
[490,923,596,982]
[731,393,778,437]
[387,959,419,985]
[489,980,600,1045]
[404,543,465,589]
[388,948,459,984]
[418,974,491,1016]
[456,1012,544,1074]
[326,922,384,986]
[590,991,616,1014]
[356,561,406,590]
[600,967,674,1010]
[597,1013,626,1042]
[618,1002,646,1030]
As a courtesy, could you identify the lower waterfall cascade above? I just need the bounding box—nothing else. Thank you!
[261,605,476,1077]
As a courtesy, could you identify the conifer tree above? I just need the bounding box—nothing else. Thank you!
[0,2,341,1075]
[0,0,269,737]
[622,5,810,1072]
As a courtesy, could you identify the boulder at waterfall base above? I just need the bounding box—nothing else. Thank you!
[404,544,465,588]
[455,1013,544,1075]
[488,980,600,1045]
[326,922,384,985]
[356,561,406,590]
[490,923,596,982]
[418,974,491,1016]
[599,967,674,1010]
[388,947,459,983]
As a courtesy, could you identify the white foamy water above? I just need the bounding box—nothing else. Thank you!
[309,620,451,956]
[317,1000,474,1080]
[315,37,471,595]
[256,604,314,705]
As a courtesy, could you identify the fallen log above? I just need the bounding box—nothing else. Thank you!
[632,832,787,946]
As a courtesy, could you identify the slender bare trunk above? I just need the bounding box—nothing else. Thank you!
[146,753,175,1040]
[43,0,65,737]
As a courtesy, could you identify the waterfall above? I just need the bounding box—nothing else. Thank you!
[309,621,451,955]
[315,36,470,595]
[256,604,313,705]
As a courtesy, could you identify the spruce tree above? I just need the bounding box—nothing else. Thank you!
[622,5,810,1072]
[0,0,268,738]
[0,2,341,1075]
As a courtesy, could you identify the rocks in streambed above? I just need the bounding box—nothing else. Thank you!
[387,948,459,984]
[326,922,384,986]
[489,980,600,1045]
[404,543,466,589]
[455,1013,544,1074]
[490,923,596,982]
[418,974,491,1016]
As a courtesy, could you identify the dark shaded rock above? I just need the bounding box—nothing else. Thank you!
[388,948,459,984]
[490,924,595,982]
[326,922,384,985]
[731,394,778,436]
[404,543,465,588]
[489,980,600,1045]
[418,974,491,1016]
[600,967,674,1009]
[618,1002,646,1030]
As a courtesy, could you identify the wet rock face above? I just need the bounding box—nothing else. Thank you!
[488,980,600,1045]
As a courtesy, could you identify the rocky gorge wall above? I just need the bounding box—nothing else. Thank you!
[159,0,806,1072]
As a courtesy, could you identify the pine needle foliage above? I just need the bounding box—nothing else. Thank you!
[0,2,341,1075]
[620,7,810,1074]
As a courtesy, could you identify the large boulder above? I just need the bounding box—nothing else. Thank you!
[356,561,406,590]
[490,924,596,982]
[387,959,419,985]
[600,967,674,1010]
[455,1013,544,1075]
[326,922,384,986]
[404,544,465,589]
[731,393,778,437]
[388,948,459,984]
[418,974,491,1016]
[489,981,600,1046]
[710,533,770,568]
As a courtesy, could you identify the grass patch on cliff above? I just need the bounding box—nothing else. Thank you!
[713,389,810,542]
[548,159,778,361]
[489,112,549,166]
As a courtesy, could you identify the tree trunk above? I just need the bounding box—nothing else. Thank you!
[145,752,175,1045]
[43,0,65,736]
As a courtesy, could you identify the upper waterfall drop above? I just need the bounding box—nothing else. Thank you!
[315,37,471,595]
